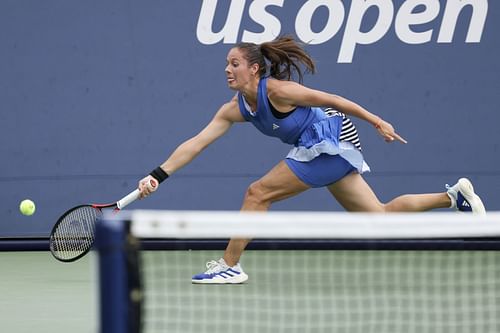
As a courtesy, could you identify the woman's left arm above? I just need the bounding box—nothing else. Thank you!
[270,80,407,144]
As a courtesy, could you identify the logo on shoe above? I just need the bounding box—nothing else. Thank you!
[461,200,470,207]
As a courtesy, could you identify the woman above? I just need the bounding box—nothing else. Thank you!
[138,36,485,284]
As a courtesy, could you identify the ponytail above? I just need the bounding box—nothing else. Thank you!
[235,36,315,83]
[260,36,315,82]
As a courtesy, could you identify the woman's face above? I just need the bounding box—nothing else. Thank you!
[225,47,257,91]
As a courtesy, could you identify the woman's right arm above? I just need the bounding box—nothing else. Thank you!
[138,97,244,197]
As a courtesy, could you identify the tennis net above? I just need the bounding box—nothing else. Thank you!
[96,211,500,333]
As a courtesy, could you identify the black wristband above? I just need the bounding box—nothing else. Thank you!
[149,167,169,184]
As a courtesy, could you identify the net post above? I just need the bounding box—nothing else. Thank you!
[95,216,141,333]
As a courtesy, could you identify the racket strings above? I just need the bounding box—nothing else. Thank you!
[50,207,101,260]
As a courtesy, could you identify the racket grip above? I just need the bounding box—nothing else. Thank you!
[116,189,141,210]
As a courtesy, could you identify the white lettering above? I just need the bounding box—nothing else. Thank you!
[395,0,440,44]
[437,0,488,43]
[295,0,345,45]
[339,0,394,63]
[196,0,489,63]
[242,0,284,43]
[196,0,246,44]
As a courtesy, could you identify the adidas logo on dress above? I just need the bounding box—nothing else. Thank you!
[272,123,280,130]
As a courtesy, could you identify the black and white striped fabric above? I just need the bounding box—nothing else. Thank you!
[324,108,362,150]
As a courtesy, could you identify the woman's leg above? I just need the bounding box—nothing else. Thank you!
[223,160,310,266]
[327,172,451,212]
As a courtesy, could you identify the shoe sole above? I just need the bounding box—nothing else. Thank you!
[458,178,486,215]
[192,272,249,284]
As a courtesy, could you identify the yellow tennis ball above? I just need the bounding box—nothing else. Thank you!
[20,199,36,216]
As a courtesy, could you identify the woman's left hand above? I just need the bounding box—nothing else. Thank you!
[375,119,408,144]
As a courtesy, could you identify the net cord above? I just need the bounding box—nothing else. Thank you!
[112,211,500,239]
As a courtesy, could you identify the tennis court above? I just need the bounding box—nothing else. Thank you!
[0,251,96,333]
[2,211,500,333]
[2,250,498,333]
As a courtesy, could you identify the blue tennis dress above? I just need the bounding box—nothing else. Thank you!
[237,77,370,187]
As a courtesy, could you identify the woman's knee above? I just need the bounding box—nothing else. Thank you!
[243,181,272,207]
[373,202,387,212]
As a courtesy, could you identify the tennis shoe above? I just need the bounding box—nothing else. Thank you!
[446,178,486,215]
[192,258,248,284]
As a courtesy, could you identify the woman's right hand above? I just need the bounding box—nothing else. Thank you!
[138,175,159,199]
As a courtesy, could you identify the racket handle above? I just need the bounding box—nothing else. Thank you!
[116,189,141,210]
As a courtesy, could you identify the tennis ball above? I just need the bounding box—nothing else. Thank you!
[19,199,36,216]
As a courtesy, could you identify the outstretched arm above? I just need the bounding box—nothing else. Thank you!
[268,80,407,144]
[139,97,244,197]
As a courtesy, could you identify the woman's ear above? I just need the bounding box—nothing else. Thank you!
[251,63,260,76]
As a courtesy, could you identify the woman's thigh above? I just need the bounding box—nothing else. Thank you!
[247,160,310,204]
[327,172,384,212]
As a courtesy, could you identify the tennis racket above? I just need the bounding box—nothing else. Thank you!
[49,179,157,262]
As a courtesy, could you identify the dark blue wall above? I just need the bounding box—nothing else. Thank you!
[2,0,499,236]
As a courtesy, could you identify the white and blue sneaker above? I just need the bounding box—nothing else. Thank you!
[446,178,486,215]
[192,258,248,284]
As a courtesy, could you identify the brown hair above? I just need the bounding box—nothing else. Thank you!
[235,36,315,83]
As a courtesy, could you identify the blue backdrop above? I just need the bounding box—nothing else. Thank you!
[1,0,498,236]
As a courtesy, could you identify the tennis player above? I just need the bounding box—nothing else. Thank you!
[138,36,486,284]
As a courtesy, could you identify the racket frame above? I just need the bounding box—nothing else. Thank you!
[49,189,140,262]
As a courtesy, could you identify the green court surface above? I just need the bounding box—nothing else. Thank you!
[0,252,96,333]
[5,250,496,332]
